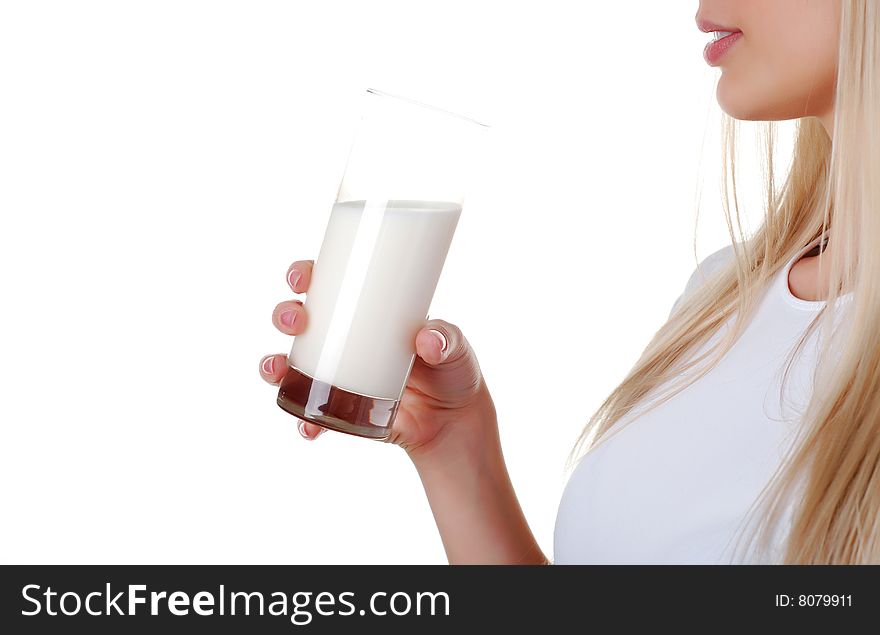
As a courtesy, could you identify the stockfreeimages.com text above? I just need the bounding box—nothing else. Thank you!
[21,583,450,626]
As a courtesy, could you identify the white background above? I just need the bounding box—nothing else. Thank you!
[0,1,795,563]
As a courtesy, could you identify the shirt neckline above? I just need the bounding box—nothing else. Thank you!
[777,232,831,311]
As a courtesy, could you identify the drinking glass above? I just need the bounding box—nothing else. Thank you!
[276,88,489,440]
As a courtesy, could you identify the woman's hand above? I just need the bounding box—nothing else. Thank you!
[260,258,547,564]
[259,258,498,460]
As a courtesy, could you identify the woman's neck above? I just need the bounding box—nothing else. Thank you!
[788,235,832,302]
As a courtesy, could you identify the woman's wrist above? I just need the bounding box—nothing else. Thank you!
[411,436,548,564]
[404,377,501,469]
[404,384,549,564]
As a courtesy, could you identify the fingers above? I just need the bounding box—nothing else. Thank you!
[287,259,315,293]
[296,419,327,441]
[275,259,311,335]
[272,299,306,335]
[265,258,324,442]
[258,353,326,440]
[259,353,289,385]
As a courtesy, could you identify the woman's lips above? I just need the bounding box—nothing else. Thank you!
[703,31,743,66]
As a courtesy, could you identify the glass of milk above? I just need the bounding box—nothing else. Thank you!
[276,88,489,440]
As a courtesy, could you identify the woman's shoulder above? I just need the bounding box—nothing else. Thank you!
[669,244,736,317]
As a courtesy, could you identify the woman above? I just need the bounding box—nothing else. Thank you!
[259,0,880,564]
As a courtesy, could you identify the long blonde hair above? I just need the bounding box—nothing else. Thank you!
[564,0,880,564]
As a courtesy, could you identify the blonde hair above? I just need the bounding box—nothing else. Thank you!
[564,0,880,564]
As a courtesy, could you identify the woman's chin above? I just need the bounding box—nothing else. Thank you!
[716,82,766,122]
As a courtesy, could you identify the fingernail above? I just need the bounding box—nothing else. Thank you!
[297,419,308,437]
[261,356,275,375]
[280,309,298,328]
[288,268,302,289]
[428,329,448,354]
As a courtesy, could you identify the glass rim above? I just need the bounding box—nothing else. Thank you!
[366,87,490,129]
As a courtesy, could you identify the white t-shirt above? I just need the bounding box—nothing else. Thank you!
[552,233,849,564]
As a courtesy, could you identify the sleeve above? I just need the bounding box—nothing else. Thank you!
[668,244,735,319]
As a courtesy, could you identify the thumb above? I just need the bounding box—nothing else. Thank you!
[409,319,484,406]
[415,320,465,367]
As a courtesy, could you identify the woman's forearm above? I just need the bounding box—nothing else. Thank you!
[407,397,550,565]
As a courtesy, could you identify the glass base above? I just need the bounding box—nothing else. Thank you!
[276,364,400,441]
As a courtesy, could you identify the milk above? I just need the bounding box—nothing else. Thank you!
[287,199,462,400]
